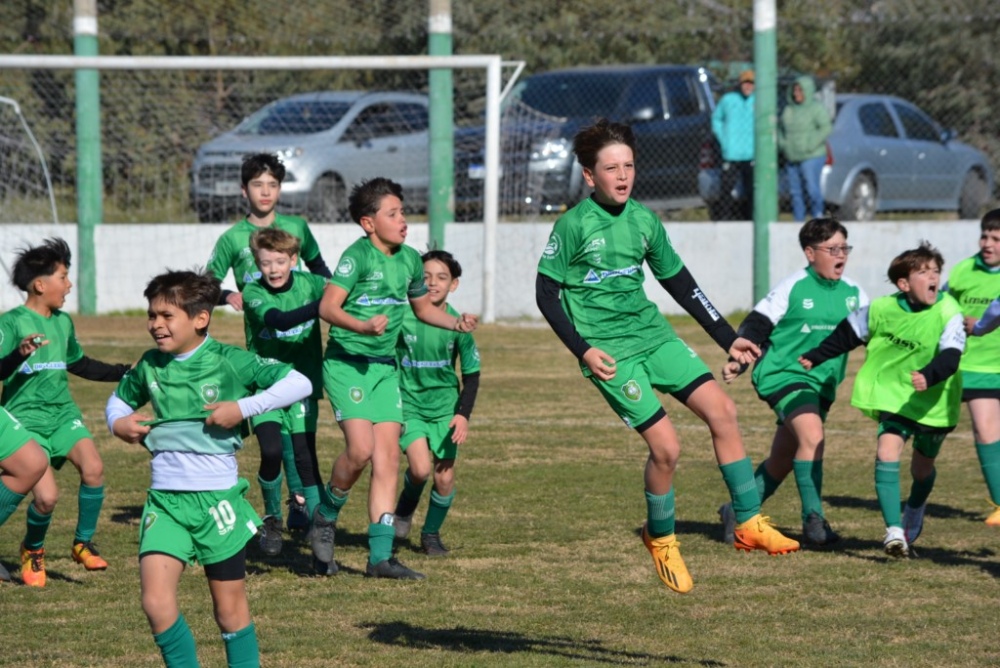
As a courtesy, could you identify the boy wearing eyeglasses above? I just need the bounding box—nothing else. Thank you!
[798,241,965,557]
[720,218,868,546]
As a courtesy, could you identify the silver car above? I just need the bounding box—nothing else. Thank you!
[823,93,993,221]
[190,91,429,223]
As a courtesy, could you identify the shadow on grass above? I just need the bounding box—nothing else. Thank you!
[246,525,370,578]
[109,505,144,525]
[825,495,983,522]
[360,621,726,666]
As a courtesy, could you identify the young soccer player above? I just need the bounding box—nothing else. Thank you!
[0,237,131,587]
[392,250,481,556]
[800,242,965,557]
[535,118,799,595]
[106,269,311,668]
[309,177,478,580]
[0,335,50,583]
[207,152,333,530]
[241,227,329,556]
[944,208,1000,525]
[719,218,868,546]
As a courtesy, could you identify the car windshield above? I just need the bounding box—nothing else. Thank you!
[515,74,630,119]
[236,100,352,135]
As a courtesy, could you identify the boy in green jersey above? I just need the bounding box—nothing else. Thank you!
[720,218,868,546]
[392,250,481,556]
[0,335,49,583]
[309,177,478,580]
[106,270,311,668]
[242,227,329,556]
[0,238,131,587]
[800,242,965,557]
[944,208,1000,526]
[206,153,332,530]
[535,119,799,595]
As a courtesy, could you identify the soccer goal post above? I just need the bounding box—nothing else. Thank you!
[0,54,505,322]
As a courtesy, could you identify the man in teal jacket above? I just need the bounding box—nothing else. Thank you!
[779,76,833,222]
[711,69,755,220]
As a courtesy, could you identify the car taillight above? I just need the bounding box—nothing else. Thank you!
[699,139,717,169]
[825,141,833,166]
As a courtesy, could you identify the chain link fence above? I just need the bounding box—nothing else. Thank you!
[0,1,997,225]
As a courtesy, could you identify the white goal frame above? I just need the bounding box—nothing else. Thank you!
[0,54,506,322]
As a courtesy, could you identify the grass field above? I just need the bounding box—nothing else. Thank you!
[2,313,999,667]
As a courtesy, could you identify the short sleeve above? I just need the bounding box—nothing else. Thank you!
[114,355,150,409]
[299,223,322,263]
[457,332,481,376]
[0,316,18,358]
[645,219,684,280]
[407,250,428,299]
[330,246,363,293]
[206,234,232,281]
[537,216,577,283]
[65,317,85,365]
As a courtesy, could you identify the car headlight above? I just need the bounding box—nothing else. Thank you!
[530,138,570,163]
[276,147,304,161]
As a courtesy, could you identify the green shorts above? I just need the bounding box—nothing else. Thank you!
[0,408,33,461]
[763,386,832,425]
[138,478,262,567]
[878,412,954,459]
[589,339,711,430]
[250,408,283,429]
[401,417,457,460]
[961,370,1000,401]
[323,357,402,424]
[24,412,92,471]
[284,398,319,434]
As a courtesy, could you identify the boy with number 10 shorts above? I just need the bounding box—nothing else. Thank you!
[106,270,311,667]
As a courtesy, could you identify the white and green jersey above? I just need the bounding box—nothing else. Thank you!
[113,336,293,457]
[851,293,965,428]
[397,304,481,421]
[325,236,427,360]
[752,266,868,402]
[947,254,1000,373]
[243,272,327,400]
[537,197,684,361]
[206,213,322,293]
[0,305,85,431]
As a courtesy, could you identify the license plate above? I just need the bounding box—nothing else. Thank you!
[213,181,241,196]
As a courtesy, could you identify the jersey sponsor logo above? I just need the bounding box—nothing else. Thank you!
[803,298,814,310]
[583,265,642,284]
[18,361,67,375]
[356,294,407,306]
[622,379,642,402]
[542,232,562,259]
[403,333,418,344]
[336,257,356,277]
[243,271,260,285]
[800,323,812,333]
[239,247,253,259]
[691,288,721,322]
[362,271,384,281]
[248,299,263,309]
[349,387,364,403]
[845,295,859,312]
[71,419,84,431]
[400,354,450,369]
[260,320,314,340]
[963,296,994,306]
[885,332,918,352]
[201,383,220,403]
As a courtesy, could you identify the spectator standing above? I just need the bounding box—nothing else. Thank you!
[779,76,833,222]
[711,69,756,220]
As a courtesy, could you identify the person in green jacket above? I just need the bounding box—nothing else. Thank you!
[800,242,965,558]
[779,76,833,222]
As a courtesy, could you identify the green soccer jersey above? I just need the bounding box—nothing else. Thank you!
[851,292,965,428]
[325,236,428,360]
[397,304,481,421]
[947,254,1000,373]
[242,272,328,401]
[206,213,322,293]
[537,197,684,361]
[113,337,293,455]
[0,305,85,431]
[751,266,868,402]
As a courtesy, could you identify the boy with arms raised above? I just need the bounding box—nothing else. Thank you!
[207,152,332,530]
[0,238,131,587]
[106,270,311,667]
[800,242,965,557]
[536,119,798,596]
[392,249,481,556]
[242,227,329,555]
[0,336,50,582]
[944,208,1000,525]
[309,177,477,580]
[720,218,868,546]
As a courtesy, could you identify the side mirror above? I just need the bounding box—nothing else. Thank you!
[940,128,957,143]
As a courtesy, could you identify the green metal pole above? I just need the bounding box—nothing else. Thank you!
[74,0,102,314]
[428,0,454,249]
[753,0,778,303]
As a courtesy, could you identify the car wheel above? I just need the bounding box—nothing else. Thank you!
[959,171,988,220]
[310,175,347,222]
[839,173,876,222]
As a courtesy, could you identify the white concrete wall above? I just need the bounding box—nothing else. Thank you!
[0,220,979,319]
